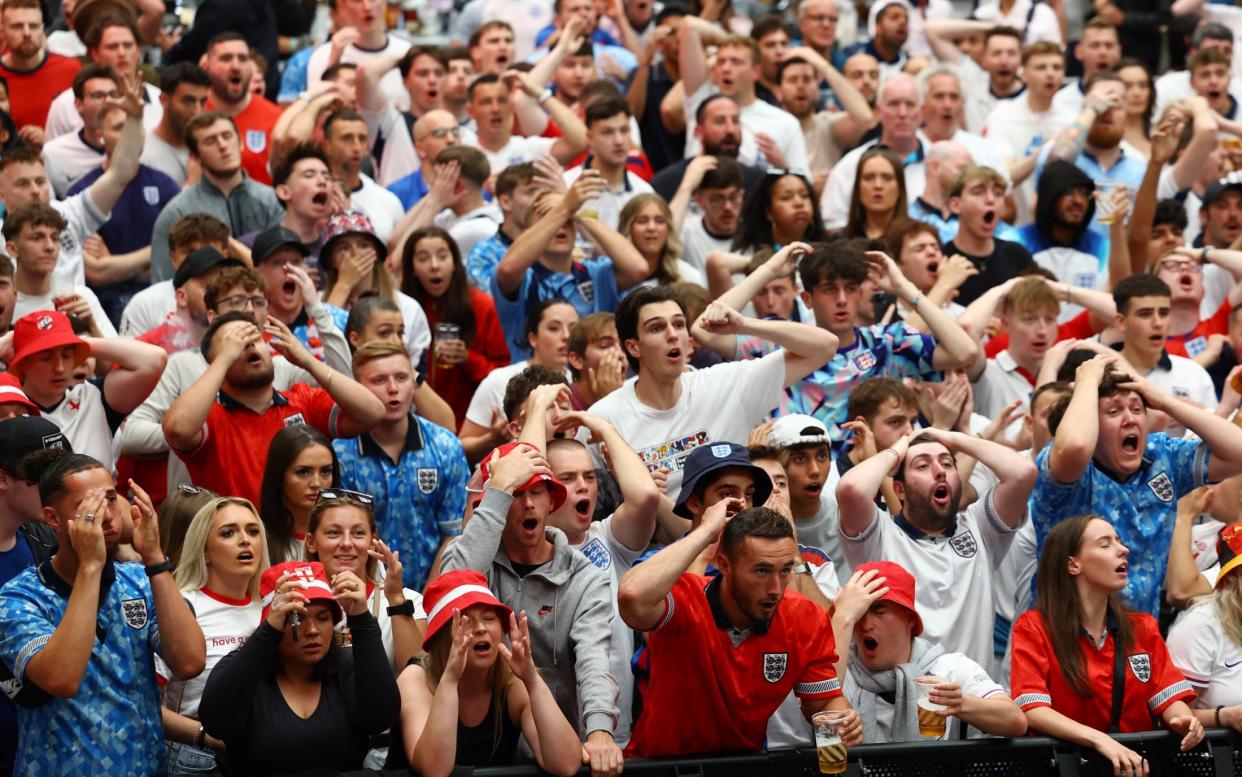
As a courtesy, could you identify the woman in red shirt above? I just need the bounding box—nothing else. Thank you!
[1011,515,1204,776]
[400,227,509,428]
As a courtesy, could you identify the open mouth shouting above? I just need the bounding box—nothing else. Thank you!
[981,209,997,229]
[665,345,683,366]
[572,498,591,522]
[236,550,255,564]
[472,639,493,657]
[1115,560,1129,578]
[860,634,880,658]
[1120,433,1141,456]
[930,482,952,509]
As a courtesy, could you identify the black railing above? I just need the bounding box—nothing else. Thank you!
[345,729,1242,777]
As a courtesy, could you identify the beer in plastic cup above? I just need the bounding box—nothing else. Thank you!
[434,322,460,370]
[812,710,849,774]
[916,676,948,738]
[1094,181,1126,225]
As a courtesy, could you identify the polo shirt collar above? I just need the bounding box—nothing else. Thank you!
[77,129,105,154]
[893,511,960,541]
[217,388,287,411]
[38,556,116,599]
[1107,341,1172,371]
[291,306,310,329]
[583,156,632,192]
[705,574,771,635]
[1080,608,1121,649]
[914,196,948,220]
[991,82,1026,101]
[996,349,1038,386]
[357,413,424,459]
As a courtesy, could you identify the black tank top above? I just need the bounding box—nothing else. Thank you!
[384,680,521,770]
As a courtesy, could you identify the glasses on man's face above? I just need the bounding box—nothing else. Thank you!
[806,13,838,24]
[1156,260,1202,275]
[217,295,269,312]
[702,191,745,208]
[428,127,461,140]
[317,488,375,505]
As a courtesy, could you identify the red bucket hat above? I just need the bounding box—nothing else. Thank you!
[1216,523,1242,588]
[853,560,924,636]
[0,373,39,415]
[422,569,512,644]
[479,442,568,511]
[9,311,90,378]
[259,561,342,624]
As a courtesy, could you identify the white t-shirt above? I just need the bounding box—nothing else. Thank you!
[843,651,1007,741]
[588,351,787,495]
[395,291,432,367]
[119,280,176,337]
[983,97,1074,227]
[958,57,1021,135]
[794,489,844,582]
[141,132,190,187]
[479,135,558,177]
[350,174,405,246]
[683,83,809,175]
[1167,600,1242,709]
[307,37,411,112]
[434,202,503,258]
[339,584,428,670]
[562,166,653,231]
[679,215,734,274]
[1143,353,1218,436]
[160,588,263,720]
[1051,81,1084,117]
[571,515,644,745]
[45,82,163,140]
[971,351,1033,440]
[971,0,1062,44]
[15,286,117,337]
[840,488,1019,669]
[42,132,104,199]
[40,380,117,469]
[1029,245,1107,321]
[464,361,572,428]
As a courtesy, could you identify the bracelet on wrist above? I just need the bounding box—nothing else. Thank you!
[1216,705,1224,728]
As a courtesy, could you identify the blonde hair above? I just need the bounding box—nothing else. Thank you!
[1207,571,1242,647]
[174,497,271,600]
[304,498,380,581]
[618,193,686,285]
[351,338,409,375]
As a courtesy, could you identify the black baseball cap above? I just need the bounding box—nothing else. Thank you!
[252,227,310,266]
[1202,173,1242,207]
[673,441,773,518]
[173,247,243,289]
[0,416,70,474]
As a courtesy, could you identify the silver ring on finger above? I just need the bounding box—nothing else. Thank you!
[84,513,95,522]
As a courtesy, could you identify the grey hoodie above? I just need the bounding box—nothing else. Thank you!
[440,488,619,737]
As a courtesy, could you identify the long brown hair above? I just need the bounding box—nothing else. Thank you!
[1035,515,1134,696]
[422,613,512,752]
[846,146,907,240]
[400,226,477,344]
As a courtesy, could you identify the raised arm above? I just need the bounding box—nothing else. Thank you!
[1128,115,1180,273]
[92,336,168,415]
[1126,376,1242,479]
[527,20,586,92]
[87,76,144,217]
[1048,355,1114,483]
[618,497,740,630]
[782,47,874,145]
[439,445,550,573]
[162,324,256,452]
[918,427,1037,529]
[836,436,910,538]
[669,155,717,232]
[495,174,606,297]
[566,413,660,552]
[1172,99,1217,193]
[695,299,838,386]
[1167,487,1214,608]
[578,211,650,290]
[922,19,992,63]
[868,251,980,369]
[680,16,725,99]
[356,49,405,113]
[1048,80,1122,166]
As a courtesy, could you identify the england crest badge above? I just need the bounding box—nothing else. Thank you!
[950,532,977,558]
[1128,653,1152,683]
[417,467,439,494]
[763,652,788,683]
[1147,472,1174,503]
[143,186,160,205]
[122,598,149,629]
[245,130,267,153]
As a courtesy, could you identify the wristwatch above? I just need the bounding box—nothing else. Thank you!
[538,87,554,106]
[793,562,812,576]
[387,600,416,618]
[145,559,174,577]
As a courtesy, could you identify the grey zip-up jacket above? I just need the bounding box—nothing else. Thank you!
[440,488,619,737]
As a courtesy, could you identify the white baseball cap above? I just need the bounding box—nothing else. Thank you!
[768,414,830,448]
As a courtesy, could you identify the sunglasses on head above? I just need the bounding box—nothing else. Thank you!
[316,488,375,505]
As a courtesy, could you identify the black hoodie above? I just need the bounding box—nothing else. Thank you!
[1033,161,1098,248]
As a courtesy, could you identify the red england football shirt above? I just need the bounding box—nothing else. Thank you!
[1,53,80,131]
[1010,609,1195,732]
[625,574,842,758]
[206,94,282,185]
[1165,299,1230,359]
[173,383,339,505]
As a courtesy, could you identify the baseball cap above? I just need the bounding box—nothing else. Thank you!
[422,569,513,644]
[322,210,388,265]
[673,442,773,518]
[0,416,68,474]
[252,226,310,266]
[1201,173,1242,208]
[479,442,568,511]
[0,373,39,416]
[9,310,91,377]
[259,561,342,624]
[853,560,924,636]
[867,0,914,38]
[768,414,830,449]
[1215,523,1242,587]
[173,246,243,289]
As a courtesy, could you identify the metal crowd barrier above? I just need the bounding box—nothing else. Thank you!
[345,729,1242,777]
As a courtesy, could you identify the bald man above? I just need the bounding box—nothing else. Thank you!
[387,109,466,210]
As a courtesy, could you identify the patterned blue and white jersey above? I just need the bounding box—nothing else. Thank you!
[0,560,163,776]
[1032,434,1211,616]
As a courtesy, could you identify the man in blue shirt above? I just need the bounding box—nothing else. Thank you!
[0,451,205,776]
[492,172,648,361]
[334,341,470,589]
[1032,353,1242,615]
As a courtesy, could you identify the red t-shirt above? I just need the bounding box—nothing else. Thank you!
[423,286,510,429]
[1166,299,1230,358]
[984,309,1098,359]
[173,383,339,505]
[207,94,283,185]
[1010,609,1195,732]
[625,574,843,758]
[1,53,81,130]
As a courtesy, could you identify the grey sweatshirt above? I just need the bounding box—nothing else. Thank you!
[440,488,619,737]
